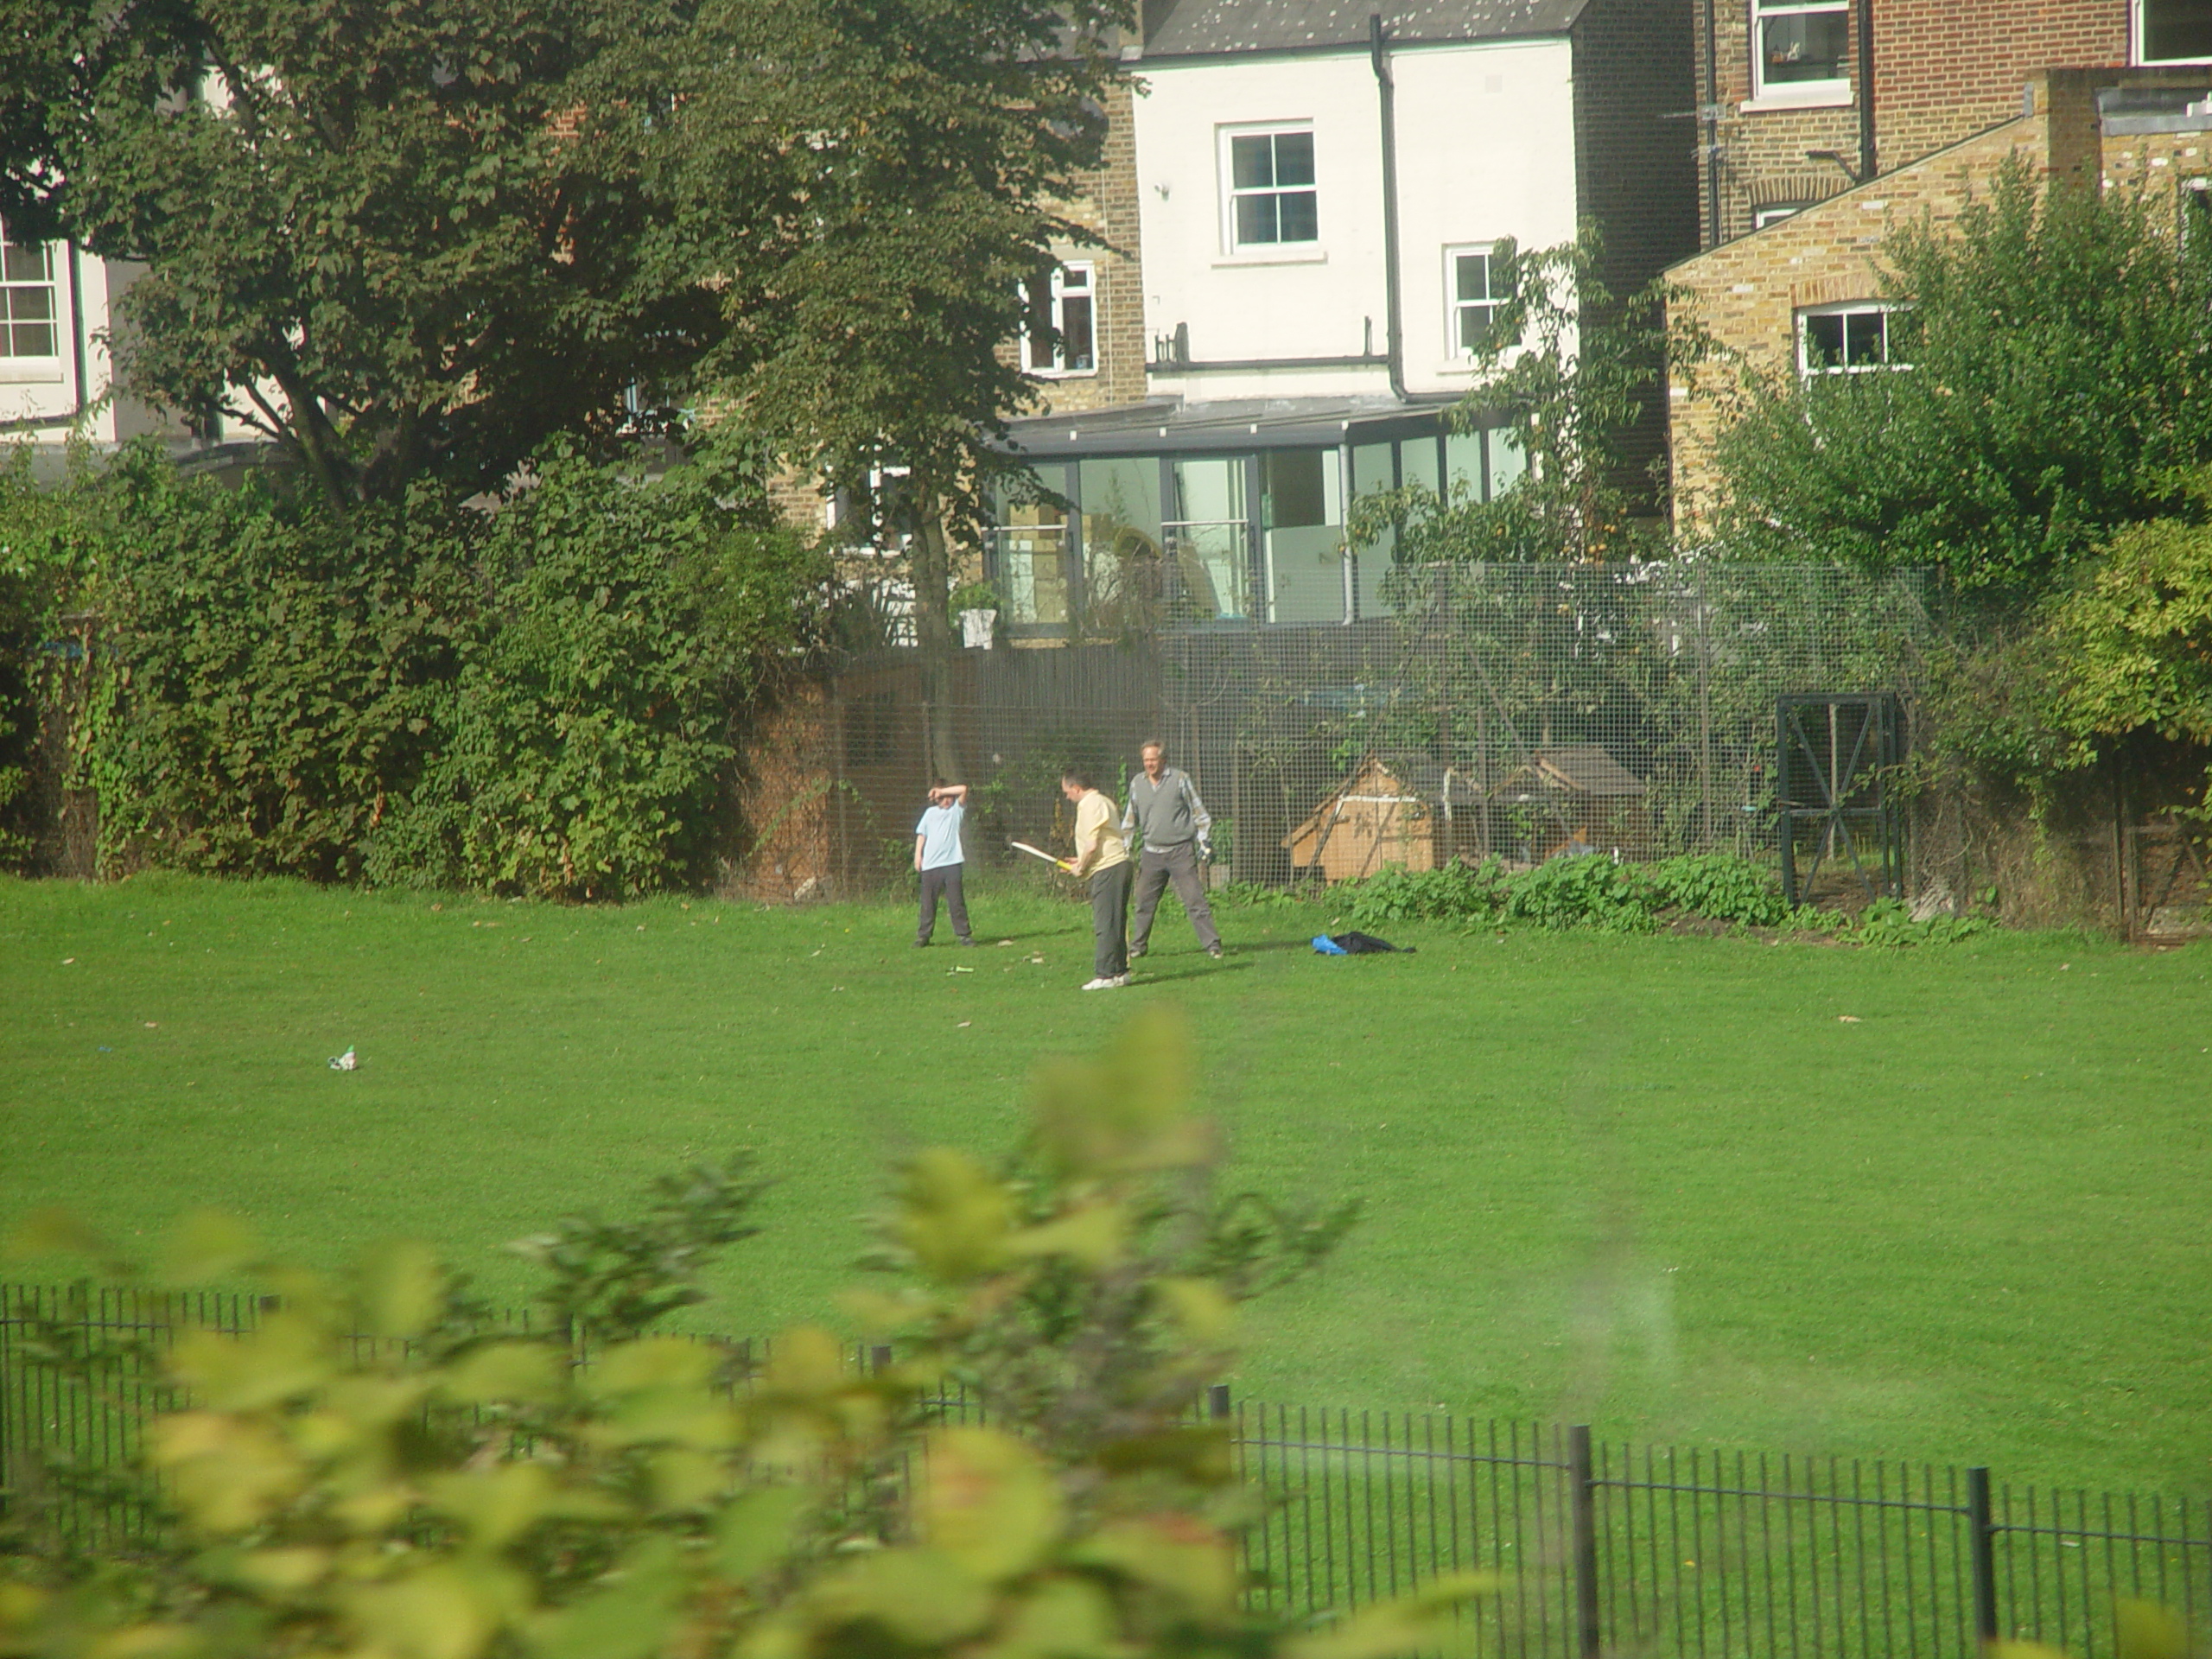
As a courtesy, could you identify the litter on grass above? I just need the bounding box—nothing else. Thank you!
[328,1046,358,1071]
[1312,932,1414,955]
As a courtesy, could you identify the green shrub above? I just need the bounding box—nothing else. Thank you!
[0,443,823,897]
[48,453,474,882]
[1501,852,1657,931]
[1645,852,1791,926]
[385,454,821,899]
[1851,896,1992,947]
[1342,860,1510,928]
[1338,851,1793,935]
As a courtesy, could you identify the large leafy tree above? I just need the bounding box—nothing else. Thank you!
[677,0,1128,777]
[1705,161,2212,595]
[0,0,721,508]
[0,0,1122,556]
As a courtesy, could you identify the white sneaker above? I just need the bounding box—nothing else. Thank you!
[1110,973,1131,987]
[1080,976,1123,990]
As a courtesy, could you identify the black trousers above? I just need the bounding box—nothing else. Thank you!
[917,864,971,944]
[1088,861,1132,979]
[1130,840,1221,951]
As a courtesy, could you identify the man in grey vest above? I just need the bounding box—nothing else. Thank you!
[1122,740,1224,960]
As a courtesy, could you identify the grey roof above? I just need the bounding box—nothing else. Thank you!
[1141,0,1587,59]
[997,394,1459,457]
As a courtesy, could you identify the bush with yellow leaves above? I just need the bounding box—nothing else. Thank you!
[0,1011,1477,1659]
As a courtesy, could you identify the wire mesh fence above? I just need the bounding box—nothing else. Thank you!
[810,563,1934,899]
[9,1286,2206,1657]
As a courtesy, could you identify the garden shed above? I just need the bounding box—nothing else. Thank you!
[1282,755,1485,881]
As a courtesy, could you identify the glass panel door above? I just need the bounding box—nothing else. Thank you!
[1262,448,1345,623]
[1078,457,1165,633]
[1167,456,1252,622]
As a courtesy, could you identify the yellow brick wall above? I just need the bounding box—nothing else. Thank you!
[1668,67,2212,532]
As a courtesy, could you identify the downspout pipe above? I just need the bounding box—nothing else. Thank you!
[1370,13,1409,403]
[1701,0,1719,246]
[1856,0,1876,184]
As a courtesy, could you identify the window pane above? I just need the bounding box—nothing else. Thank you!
[1060,294,1094,371]
[1843,309,1885,365]
[1804,312,1847,368]
[1080,457,1163,629]
[10,287,51,321]
[1487,429,1527,497]
[1456,252,1491,302]
[10,321,55,356]
[1236,194,1278,245]
[1272,130,1315,187]
[1352,441,1396,498]
[1761,10,1848,82]
[1457,302,1496,353]
[1262,449,1330,528]
[2145,0,2212,59]
[1,242,48,283]
[1445,431,1484,495]
[1402,434,1440,499]
[1061,264,1090,293]
[1276,189,1319,243]
[1230,134,1274,189]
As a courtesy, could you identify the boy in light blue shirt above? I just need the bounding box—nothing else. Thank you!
[912,782,976,946]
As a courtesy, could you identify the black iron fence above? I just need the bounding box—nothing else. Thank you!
[5,1287,2205,1656]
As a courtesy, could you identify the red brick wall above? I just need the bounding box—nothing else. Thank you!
[1691,0,2137,250]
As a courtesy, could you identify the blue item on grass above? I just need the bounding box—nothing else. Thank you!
[1311,934,1349,955]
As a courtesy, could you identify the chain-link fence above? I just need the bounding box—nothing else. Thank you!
[801,563,1932,897]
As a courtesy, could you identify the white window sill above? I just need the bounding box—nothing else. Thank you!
[1214,246,1327,269]
[0,360,65,385]
[1740,87,1854,112]
[1027,368,1102,380]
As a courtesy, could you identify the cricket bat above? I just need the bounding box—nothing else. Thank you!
[1009,840,1074,872]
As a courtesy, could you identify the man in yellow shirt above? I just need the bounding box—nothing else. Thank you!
[1060,767,1131,989]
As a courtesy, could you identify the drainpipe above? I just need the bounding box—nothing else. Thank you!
[1370,13,1409,403]
[1702,0,1720,246]
[1857,0,1876,184]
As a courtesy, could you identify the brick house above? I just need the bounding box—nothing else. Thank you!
[1669,0,2212,527]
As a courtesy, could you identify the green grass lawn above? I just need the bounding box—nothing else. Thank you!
[2,872,2206,1502]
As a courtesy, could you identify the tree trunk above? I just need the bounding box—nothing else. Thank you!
[910,497,964,785]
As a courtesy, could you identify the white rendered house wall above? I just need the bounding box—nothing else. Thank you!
[1132,35,1580,404]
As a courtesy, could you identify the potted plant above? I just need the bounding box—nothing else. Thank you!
[951,579,1000,648]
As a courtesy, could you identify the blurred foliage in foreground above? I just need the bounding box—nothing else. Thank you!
[0,1011,1484,1659]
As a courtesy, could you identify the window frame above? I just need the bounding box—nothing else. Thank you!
[1750,0,1853,105]
[2136,0,2212,64]
[1443,243,1512,359]
[1218,123,1320,254]
[1020,260,1098,378]
[1751,204,1807,230]
[1796,301,1908,377]
[0,229,60,364]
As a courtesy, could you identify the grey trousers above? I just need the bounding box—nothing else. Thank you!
[917,864,971,944]
[1088,861,1132,980]
[1130,840,1220,952]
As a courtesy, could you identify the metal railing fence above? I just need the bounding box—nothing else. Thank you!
[5,1287,2203,1657]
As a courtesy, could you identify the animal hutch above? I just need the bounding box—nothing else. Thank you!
[1488,745,1652,862]
[1282,756,1486,881]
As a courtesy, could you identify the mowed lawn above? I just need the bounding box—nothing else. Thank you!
[2,873,2207,1501]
